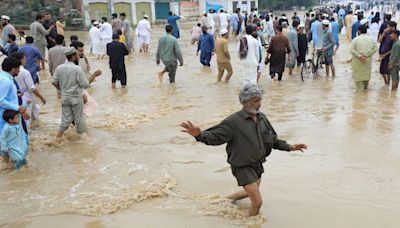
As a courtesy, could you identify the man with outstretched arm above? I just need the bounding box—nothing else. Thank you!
[180,84,307,217]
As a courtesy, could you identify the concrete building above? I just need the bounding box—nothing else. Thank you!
[83,0,257,27]
[83,0,156,26]
[199,0,257,14]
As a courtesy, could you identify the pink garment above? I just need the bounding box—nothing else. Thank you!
[191,26,202,40]
[83,90,98,117]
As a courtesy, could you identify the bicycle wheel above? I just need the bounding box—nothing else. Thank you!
[301,60,313,81]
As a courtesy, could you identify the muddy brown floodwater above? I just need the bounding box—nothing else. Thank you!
[0,22,400,228]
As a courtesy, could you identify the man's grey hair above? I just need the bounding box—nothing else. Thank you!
[239,84,264,103]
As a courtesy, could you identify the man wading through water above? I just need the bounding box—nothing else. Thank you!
[180,84,307,216]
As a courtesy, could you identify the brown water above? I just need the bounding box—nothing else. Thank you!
[1,23,400,228]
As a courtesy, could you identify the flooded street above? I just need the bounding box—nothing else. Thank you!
[1,24,400,228]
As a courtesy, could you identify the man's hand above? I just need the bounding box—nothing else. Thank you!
[22,112,30,120]
[180,121,201,137]
[179,62,183,66]
[93,69,102,77]
[359,55,368,63]
[18,105,26,114]
[289,144,308,153]
[40,97,47,105]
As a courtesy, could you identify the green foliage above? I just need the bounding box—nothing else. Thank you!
[0,1,60,26]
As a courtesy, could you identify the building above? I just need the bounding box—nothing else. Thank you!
[83,0,257,26]
[83,0,155,26]
[199,0,257,14]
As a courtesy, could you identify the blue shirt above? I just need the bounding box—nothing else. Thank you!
[0,71,19,133]
[167,16,181,39]
[0,122,28,161]
[352,21,360,39]
[2,25,13,47]
[197,33,215,53]
[311,21,320,47]
[338,9,346,19]
[231,13,239,28]
[330,21,340,46]
[18,44,43,83]
[1,43,18,56]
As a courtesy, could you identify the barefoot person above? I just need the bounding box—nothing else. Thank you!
[156,25,183,83]
[180,84,307,217]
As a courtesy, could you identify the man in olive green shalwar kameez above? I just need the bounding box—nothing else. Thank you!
[156,25,183,83]
[350,24,378,91]
[180,84,307,217]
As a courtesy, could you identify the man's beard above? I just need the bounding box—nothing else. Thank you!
[2,22,6,26]
[74,60,79,65]
[245,106,259,114]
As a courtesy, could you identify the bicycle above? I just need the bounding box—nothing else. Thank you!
[300,48,325,81]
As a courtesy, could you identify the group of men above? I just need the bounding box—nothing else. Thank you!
[89,12,133,59]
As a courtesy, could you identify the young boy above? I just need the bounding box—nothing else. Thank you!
[297,24,308,67]
[0,34,19,56]
[116,29,126,44]
[1,109,29,170]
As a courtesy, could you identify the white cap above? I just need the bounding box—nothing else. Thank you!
[64,47,77,56]
[360,18,369,25]
[220,29,228,35]
[93,21,99,25]
[323,13,329,18]
[1,15,10,20]
[269,13,273,16]
[298,24,305,28]
[282,16,287,19]
[322,19,330,26]
[143,14,149,18]
[355,10,360,15]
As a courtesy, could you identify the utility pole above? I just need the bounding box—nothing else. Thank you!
[107,0,114,20]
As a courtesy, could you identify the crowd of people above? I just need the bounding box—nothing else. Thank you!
[0,4,399,218]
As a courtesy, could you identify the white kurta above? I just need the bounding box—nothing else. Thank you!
[14,66,39,127]
[89,27,103,55]
[238,35,260,85]
[219,13,229,30]
[137,19,151,45]
[99,22,112,52]
[207,14,215,34]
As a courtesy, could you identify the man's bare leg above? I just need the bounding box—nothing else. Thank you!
[159,68,167,82]
[289,68,293,76]
[227,179,261,201]
[392,80,399,90]
[382,74,389,84]
[330,64,336,77]
[325,64,330,77]
[112,83,116,89]
[243,181,263,216]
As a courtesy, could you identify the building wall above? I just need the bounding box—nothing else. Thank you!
[198,0,257,14]
[84,0,156,26]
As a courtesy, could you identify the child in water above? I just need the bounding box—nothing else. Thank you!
[0,107,30,170]
[117,29,126,44]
